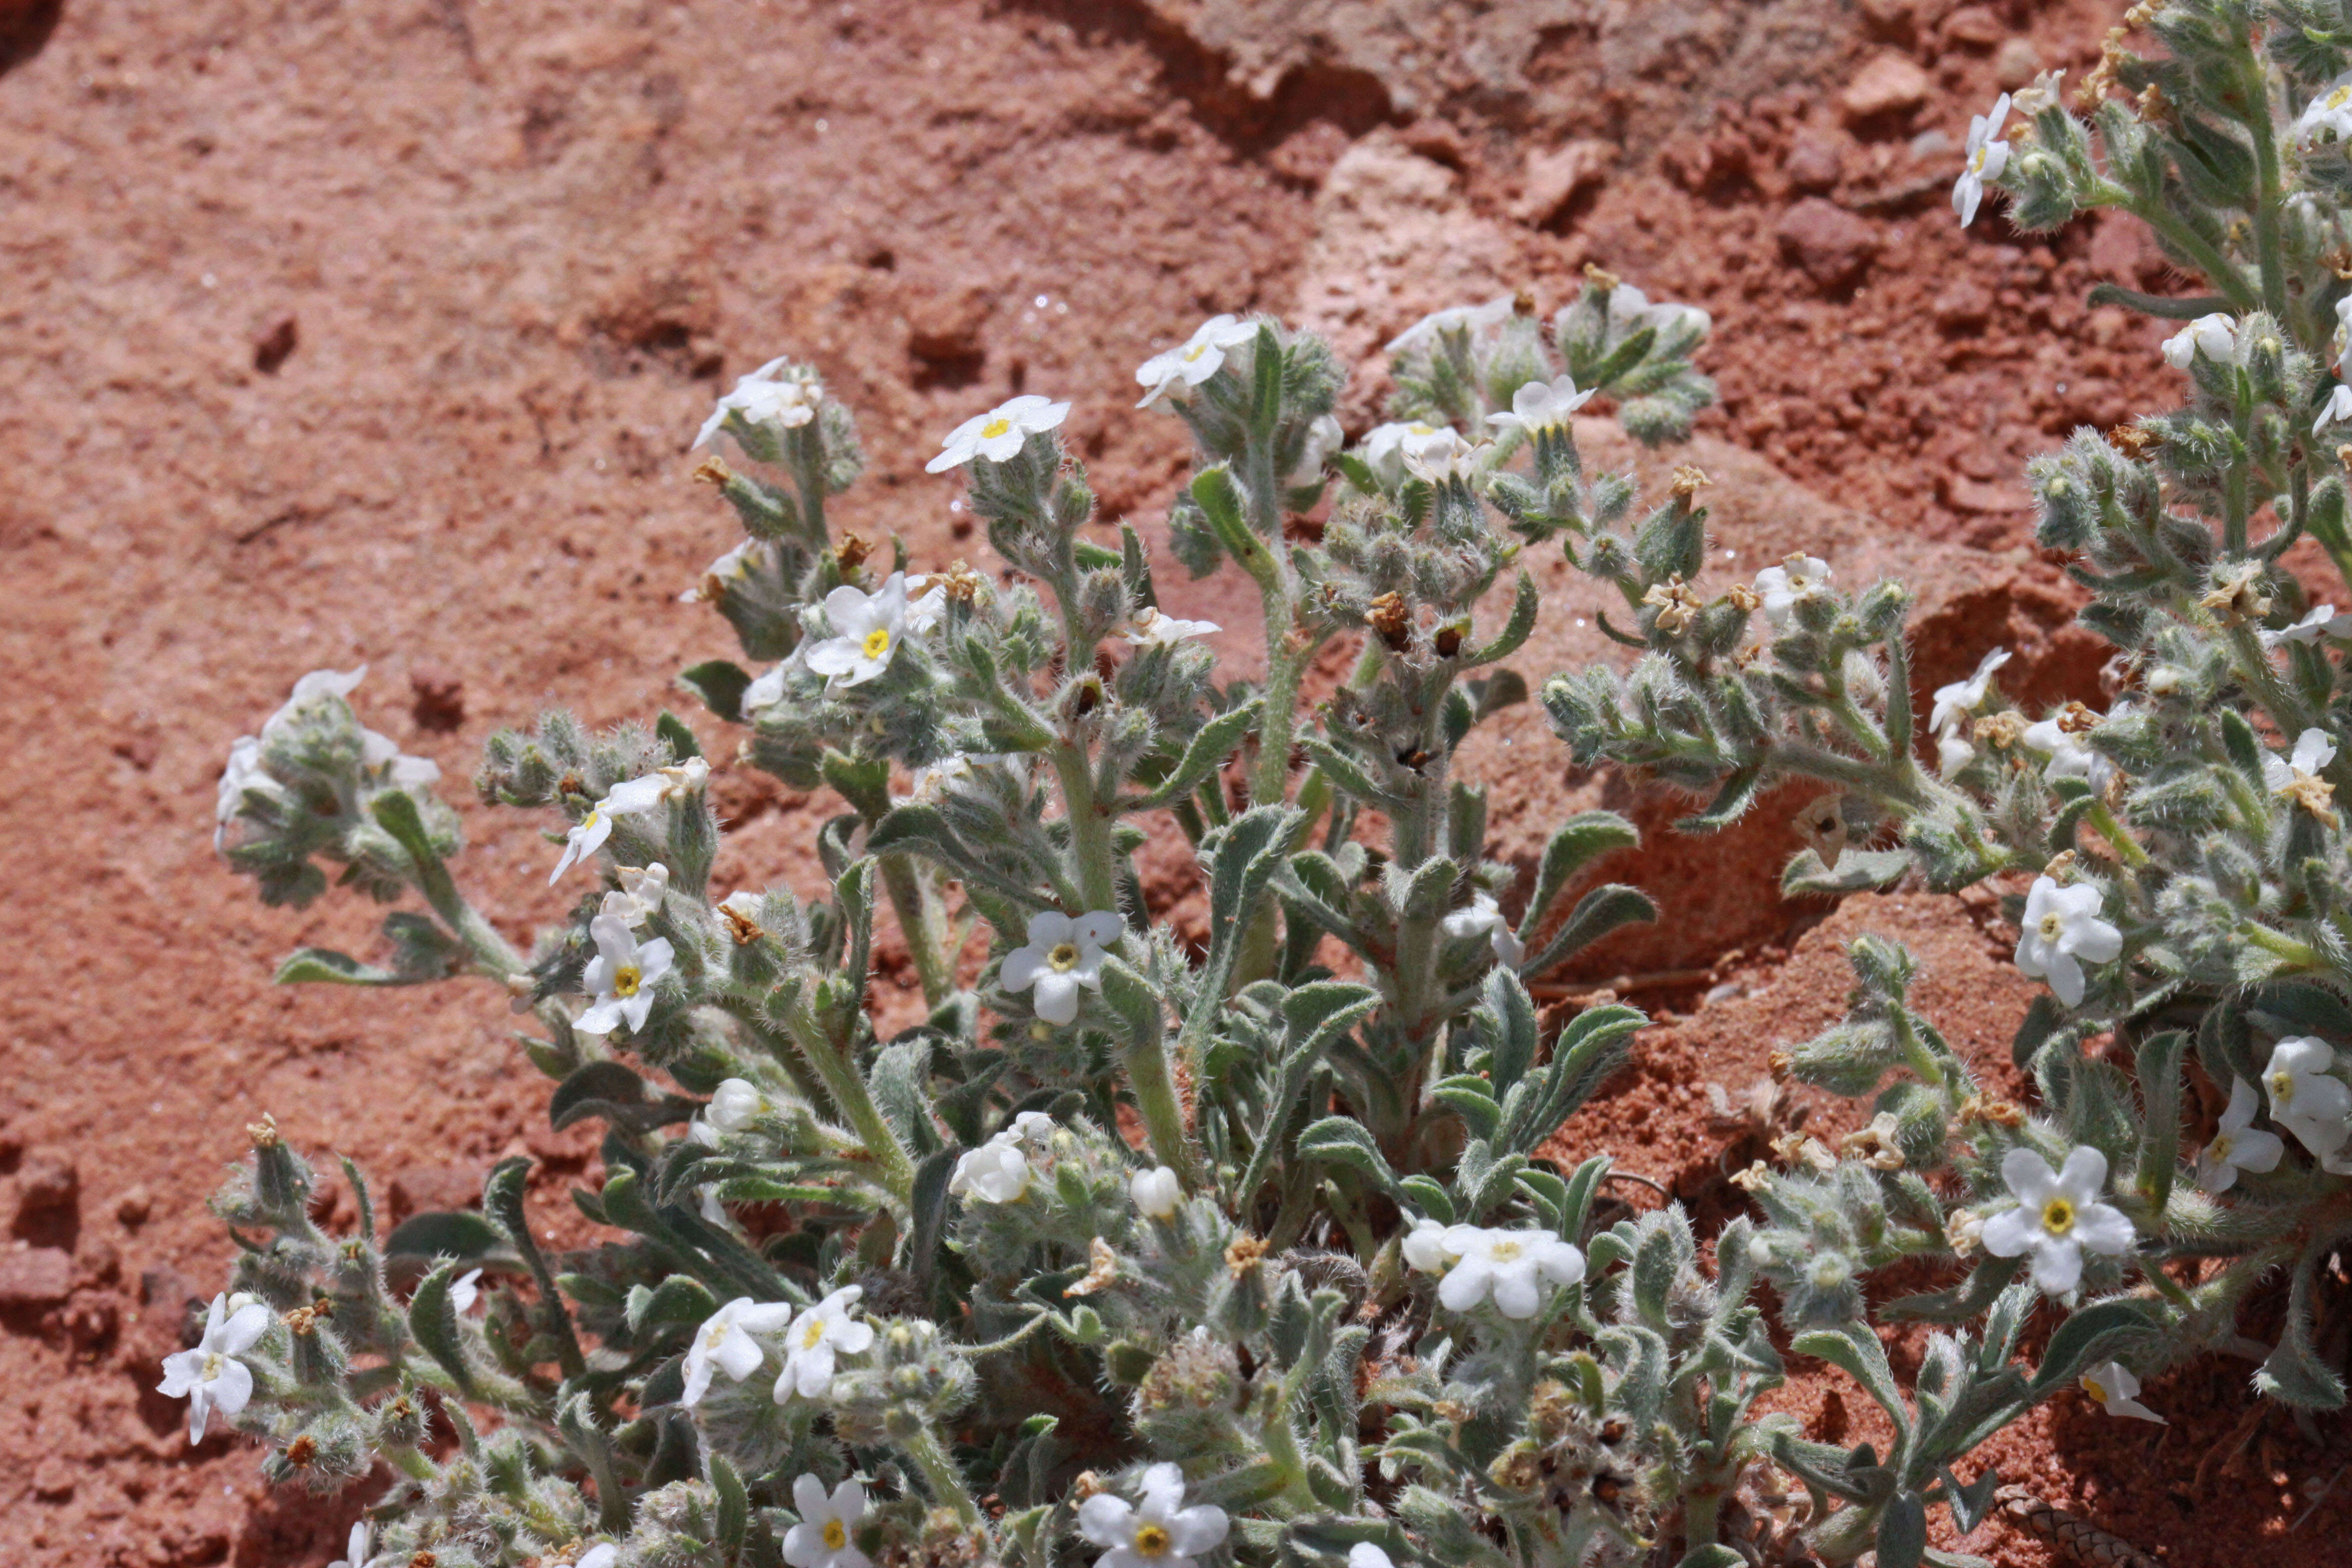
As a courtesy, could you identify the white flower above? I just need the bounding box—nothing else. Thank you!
[329,1521,375,1568]
[1135,314,1258,405]
[2080,1360,2166,1423]
[214,736,272,850]
[708,1078,770,1132]
[600,862,670,928]
[682,1297,793,1406]
[1979,1145,2135,1295]
[2195,1077,2285,1195]
[265,666,368,733]
[449,1268,484,1314]
[548,767,699,884]
[1001,910,1122,1025]
[926,393,1071,473]
[2298,73,2352,143]
[2262,728,2337,794]
[950,1135,1030,1204]
[2262,603,2352,647]
[1359,420,1443,484]
[1753,553,1831,629]
[1078,1463,1230,1568]
[1433,1226,1586,1318]
[576,912,676,1036]
[359,728,441,791]
[1937,732,1977,780]
[1441,892,1524,967]
[1119,607,1221,646]
[2012,876,2122,1008]
[740,644,807,718]
[1347,1546,1395,1568]
[2262,1036,2352,1159]
[2316,384,2352,436]
[696,358,822,448]
[1286,412,1344,487]
[1486,374,1595,436]
[784,1474,873,1568]
[1400,427,1485,483]
[577,1548,619,1568]
[1929,648,2011,735]
[1599,282,1708,339]
[2020,717,2115,790]
[1011,1110,1057,1145]
[805,572,926,690]
[2160,312,2239,370]
[682,538,780,605]
[1385,295,1514,355]
[1400,1216,1451,1272]
[1953,92,2011,227]
[156,1293,272,1444]
[775,1285,874,1401]
[1130,1165,1181,1220]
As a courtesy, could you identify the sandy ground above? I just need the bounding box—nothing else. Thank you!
[2,0,2337,1562]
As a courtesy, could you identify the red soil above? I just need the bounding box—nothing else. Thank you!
[1,0,2334,1563]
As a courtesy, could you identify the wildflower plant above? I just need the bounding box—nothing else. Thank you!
[184,7,2352,1566]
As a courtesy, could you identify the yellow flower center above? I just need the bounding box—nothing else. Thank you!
[2040,1197,2075,1236]
[2330,86,2352,108]
[703,1322,730,1350]
[1133,1524,1173,1557]
[1968,146,1990,175]
[1048,942,1080,972]
[2273,1070,2296,1105]
[863,627,893,660]
[1182,342,1212,362]
[1407,423,1435,436]
[2038,913,2064,941]
[823,1519,847,1551]
[2209,1133,2233,1165]
[613,964,641,998]
[803,1318,828,1349]
[980,416,1013,440]
[582,809,601,830]
[1490,1238,1523,1263]
[201,1351,226,1380]
[2083,1375,2108,1404]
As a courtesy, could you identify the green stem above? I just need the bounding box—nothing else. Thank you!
[1124,1032,1200,1188]
[878,850,955,1008]
[2134,200,2259,312]
[1050,741,1121,914]
[781,996,916,1205]
[2085,801,2150,869]
[2240,42,2292,326]
[895,1420,982,1525]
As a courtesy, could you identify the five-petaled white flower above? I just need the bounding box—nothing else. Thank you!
[1929,648,2011,736]
[1753,553,1831,629]
[1347,1545,1396,1568]
[1078,1463,1231,1568]
[2316,384,2352,436]
[1130,1164,1181,1220]
[1135,314,1258,405]
[2263,603,2352,647]
[682,538,774,605]
[1119,607,1221,646]
[1953,92,2011,228]
[1011,1110,1057,1145]
[215,736,270,850]
[805,572,928,690]
[2263,1037,2352,1160]
[2299,73,2352,143]
[1287,412,1344,487]
[329,1521,375,1568]
[2160,313,2240,370]
[682,1297,793,1407]
[157,1292,273,1444]
[1001,910,1122,1025]
[2020,716,2116,790]
[1385,296,1514,355]
[1402,427,1486,483]
[696,358,822,449]
[776,1285,874,1400]
[549,764,703,884]
[2012,875,2121,1008]
[1487,374,1595,436]
[1401,1216,1451,1272]
[926,393,1071,473]
[2263,728,2337,797]
[600,861,669,928]
[2195,1078,2285,1195]
[784,1474,873,1568]
[1980,1145,2135,1295]
[1359,421,1444,484]
[2080,1360,2166,1423]
[1442,892,1524,967]
[1433,1225,1586,1318]
[576,912,676,1036]
[576,1547,619,1568]
[950,1133,1031,1204]
[1592,282,1709,340]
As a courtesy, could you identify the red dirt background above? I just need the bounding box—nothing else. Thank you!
[2,0,2338,1562]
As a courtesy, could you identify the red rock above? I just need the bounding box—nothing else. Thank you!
[0,1246,74,1307]
[388,1166,485,1224]
[1775,198,1882,290]
[1515,140,1614,225]
[1840,52,1932,122]
[1784,126,1852,194]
